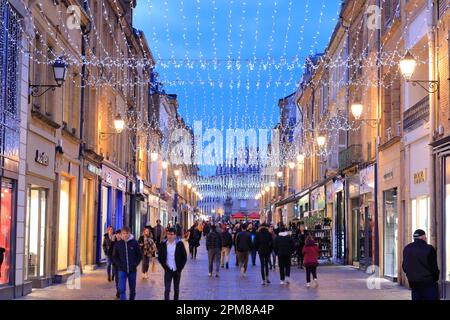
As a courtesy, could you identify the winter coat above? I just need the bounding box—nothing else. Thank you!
[254,227,273,255]
[158,240,187,272]
[402,239,440,288]
[153,224,165,243]
[235,231,252,252]
[302,239,319,267]
[206,230,222,250]
[138,235,157,257]
[102,233,113,258]
[188,227,201,247]
[112,235,142,273]
[221,231,233,248]
[274,232,295,257]
[298,231,307,247]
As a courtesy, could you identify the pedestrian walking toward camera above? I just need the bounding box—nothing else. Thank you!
[297,223,307,269]
[110,229,122,298]
[206,224,222,277]
[268,225,277,269]
[153,219,165,249]
[138,227,156,279]
[402,229,440,300]
[102,226,114,282]
[254,224,273,285]
[274,227,295,285]
[235,223,252,277]
[220,224,233,269]
[248,223,257,266]
[158,228,187,300]
[112,226,142,300]
[232,223,240,266]
[303,235,319,288]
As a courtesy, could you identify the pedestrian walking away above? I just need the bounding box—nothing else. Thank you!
[254,223,274,285]
[235,223,252,277]
[268,225,277,269]
[102,226,114,282]
[138,227,157,279]
[248,223,257,266]
[274,227,295,285]
[153,219,165,250]
[402,229,440,300]
[112,226,142,300]
[303,235,319,288]
[206,224,222,277]
[220,224,233,269]
[158,227,188,300]
[188,222,201,259]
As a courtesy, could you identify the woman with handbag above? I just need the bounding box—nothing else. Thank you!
[138,227,157,279]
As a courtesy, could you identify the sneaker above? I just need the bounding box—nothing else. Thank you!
[243,272,247,278]
[266,279,271,284]
[280,280,285,285]
[208,273,212,277]
[285,277,290,284]
[142,273,146,279]
[240,267,245,275]
[215,273,219,278]
[312,279,319,288]
[306,282,311,288]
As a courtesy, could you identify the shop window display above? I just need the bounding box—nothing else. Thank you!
[383,188,398,279]
[0,180,13,285]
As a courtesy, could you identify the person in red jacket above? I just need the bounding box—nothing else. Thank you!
[302,235,319,288]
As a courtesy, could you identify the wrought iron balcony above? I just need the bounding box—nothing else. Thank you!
[339,144,363,170]
[403,96,429,133]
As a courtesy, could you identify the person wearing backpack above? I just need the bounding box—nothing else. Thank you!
[206,224,222,277]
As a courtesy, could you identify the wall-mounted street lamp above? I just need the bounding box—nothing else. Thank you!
[276,171,283,178]
[351,103,379,128]
[151,151,159,162]
[162,161,168,170]
[288,162,295,169]
[399,50,439,93]
[316,135,326,148]
[297,153,305,163]
[99,114,125,140]
[29,57,68,100]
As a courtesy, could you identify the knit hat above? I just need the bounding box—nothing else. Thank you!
[413,229,426,239]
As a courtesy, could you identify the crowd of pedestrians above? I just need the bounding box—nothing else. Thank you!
[101,219,441,301]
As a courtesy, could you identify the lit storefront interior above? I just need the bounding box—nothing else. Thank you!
[25,187,47,283]
[0,179,14,286]
[383,188,398,280]
[57,177,73,272]
[81,178,95,269]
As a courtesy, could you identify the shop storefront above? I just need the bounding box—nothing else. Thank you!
[57,176,76,273]
[0,178,15,287]
[358,165,375,269]
[101,163,127,234]
[333,178,346,264]
[383,187,398,280]
[348,173,361,267]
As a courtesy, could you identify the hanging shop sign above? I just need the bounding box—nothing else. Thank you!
[413,169,427,185]
[383,169,394,181]
[35,150,49,166]
[105,172,113,184]
[360,165,375,195]
[87,164,101,176]
[117,178,126,190]
[349,174,360,198]
[333,179,344,193]
[311,186,325,210]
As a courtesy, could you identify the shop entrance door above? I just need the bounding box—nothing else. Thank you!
[81,179,94,268]
[335,191,345,263]
[383,188,398,280]
[25,187,47,280]
[115,190,124,231]
[352,207,361,264]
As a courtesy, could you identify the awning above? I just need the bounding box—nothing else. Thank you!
[248,212,260,220]
[275,189,309,207]
[231,213,245,219]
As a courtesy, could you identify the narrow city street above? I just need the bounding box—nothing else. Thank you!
[19,240,410,300]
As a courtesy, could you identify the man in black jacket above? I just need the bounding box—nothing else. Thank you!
[110,230,122,298]
[402,229,440,300]
[206,224,222,277]
[236,224,252,277]
[158,227,187,300]
[220,224,233,269]
[255,224,274,285]
[112,226,142,300]
[274,227,295,285]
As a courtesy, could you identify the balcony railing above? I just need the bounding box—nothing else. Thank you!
[403,96,429,133]
[339,144,363,170]
[439,0,449,18]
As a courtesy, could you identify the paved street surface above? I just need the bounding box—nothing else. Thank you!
[19,239,410,300]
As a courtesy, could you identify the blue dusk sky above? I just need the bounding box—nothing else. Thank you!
[134,0,342,132]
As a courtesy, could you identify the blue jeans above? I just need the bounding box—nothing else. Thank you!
[118,271,137,300]
[106,257,113,278]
